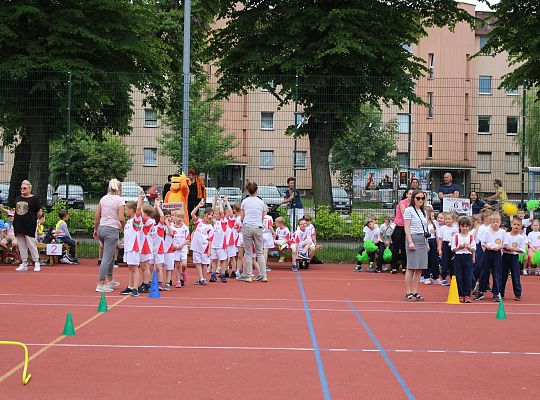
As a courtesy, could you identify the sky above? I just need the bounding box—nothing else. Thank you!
[460,0,500,12]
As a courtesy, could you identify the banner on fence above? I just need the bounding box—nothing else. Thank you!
[162,202,185,213]
[443,198,472,215]
[398,169,430,191]
[352,168,394,201]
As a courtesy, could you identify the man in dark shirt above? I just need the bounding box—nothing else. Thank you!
[438,172,460,210]
[281,177,304,230]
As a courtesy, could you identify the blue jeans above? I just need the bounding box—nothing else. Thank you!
[479,250,502,296]
[57,236,76,258]
[501,253,522,297]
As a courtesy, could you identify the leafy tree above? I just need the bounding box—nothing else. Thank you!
[519,88,540,167]
[0,1,213,205]
[206,0,474,207]
[158,80,239,175]
[481,1,540,93]
[49,129,133,196]
[330,105,398,190]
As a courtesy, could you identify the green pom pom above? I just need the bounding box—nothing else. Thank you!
[357,251,369,263]
[363,239,378,253]
[518,252,525,264]
[532,250,540,266]
[383,248,392,262]
[527,200,540,212]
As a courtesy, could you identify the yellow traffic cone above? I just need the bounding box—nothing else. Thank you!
[446,276,460,304]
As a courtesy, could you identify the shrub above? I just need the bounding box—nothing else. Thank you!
[313,205,346,239]
[43,201,95,236]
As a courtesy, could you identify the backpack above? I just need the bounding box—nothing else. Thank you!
[42,228,55,244]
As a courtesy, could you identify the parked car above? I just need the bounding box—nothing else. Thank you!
[46,184,54,209]
[332,187,353,214]
[256,185,283,212]
[55,184,85,209]
[0,183,9,205]
[218,186,242,204]
[121,183,148,204]
[205,187,219,208]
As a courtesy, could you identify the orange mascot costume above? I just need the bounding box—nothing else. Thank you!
[164,173,191,223]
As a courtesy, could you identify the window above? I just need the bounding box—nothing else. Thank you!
[479,36,489,51]
[0,146,4,163]
[294,112,304,128]
[477,152,492,173]
[507,117,518,135]
[505,152,520,174]
[260,112,274,130]
[143,148,157,166]
[507,88,519,96]
[427,133,433,159]
[144,109,158,127]
[427,92,434,117]
[259,150,274,168]
[479,76,492,94]
[397,152,409,168]
[428,53,435,79]
[478,116,491,134]
[397,113,410,134]
[293,151,307,169]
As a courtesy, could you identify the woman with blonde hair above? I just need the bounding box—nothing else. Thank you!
[93,179,125,292]
[14,180,42,272]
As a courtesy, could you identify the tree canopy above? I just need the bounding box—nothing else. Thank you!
[481,0,540,92]
[0,0,214,205]
[206,0,475,206]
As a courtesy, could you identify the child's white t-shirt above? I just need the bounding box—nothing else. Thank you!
[212,217,228,249]
[379,222,395,243]
[476,223,490,244]
[124,215,142,252]
[173,224,190,251]
[483,228,508,249]
[151,221,166,255]
[450,232,476,254]
[138,218,155,255]
[294,227,310,244]
[437,224,458,243]
[191,220,213,253]
[276,226,291,242]
[306,223,316,243]
[363,226,380,243]
[427,221,438,240]
[263,215,273,235]
[504,232,527,254]
[527,231,540,247]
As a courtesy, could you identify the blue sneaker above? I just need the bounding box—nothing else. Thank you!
[441,280,450,286]
[209,273,217,282]
[220,274,227,283]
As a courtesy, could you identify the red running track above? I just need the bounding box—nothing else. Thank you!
[1,260,540,399]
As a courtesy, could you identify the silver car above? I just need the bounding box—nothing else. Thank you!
[219,187,243,204]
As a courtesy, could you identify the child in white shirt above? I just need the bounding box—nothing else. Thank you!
[502,217,526,301]
[450,216,476,303]
[190,199,214,285]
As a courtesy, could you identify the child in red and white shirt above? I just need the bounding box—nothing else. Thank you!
[209,196,229,283]
[138,204,156,293]
[172,209,190,288]
[274,216,291,263]
[233,203,244,277]
[151,198,166,291]
[190,199,214,285]
[262,208,275,266]
[290,218,315,271]
[120,192,144,297]
[163,209,175,289]
[223,198,239,278]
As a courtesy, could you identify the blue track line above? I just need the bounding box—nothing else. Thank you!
[345,299,415,400]
[296,271,331,400]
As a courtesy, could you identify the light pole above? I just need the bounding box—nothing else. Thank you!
[181,0,191,174]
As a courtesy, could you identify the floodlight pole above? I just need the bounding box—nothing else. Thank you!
[521,81,527,204]
[66,71,72,200]
[181,0,191,174]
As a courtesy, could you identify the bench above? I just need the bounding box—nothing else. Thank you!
[36,242,76,266]
[268,244,322,263]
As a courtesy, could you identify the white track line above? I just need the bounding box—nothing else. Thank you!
[2,301,540,315]
[17,343,540,356]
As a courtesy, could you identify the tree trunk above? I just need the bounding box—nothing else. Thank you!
[8,136,31,207]
[27,105,50,205]
[308,120,334,208]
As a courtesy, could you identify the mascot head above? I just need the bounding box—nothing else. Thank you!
[170,172,190,192]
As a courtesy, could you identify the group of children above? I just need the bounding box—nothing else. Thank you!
[113,192,318,296]
[356,207,538,303]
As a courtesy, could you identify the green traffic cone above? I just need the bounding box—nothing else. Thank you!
[97,293,108,313]
[63,312,75,336]
[496,300,506,320]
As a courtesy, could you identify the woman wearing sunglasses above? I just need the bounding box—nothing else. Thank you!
[403,189,430,301]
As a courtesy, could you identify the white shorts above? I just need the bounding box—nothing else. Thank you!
[139,253,153,263]
[263,233,275,249]
[227,245,237,258]
[164,253,175,271]
[236,234,244,248]
[299,240,315,249]
[275,239,289,249]
[175,248,188,261]
[211,247,228,261]
[193,251,210,265]
[153,253,165,265]
[123,250,140,266]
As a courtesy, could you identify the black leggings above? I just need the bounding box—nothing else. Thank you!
[391,226,407,271]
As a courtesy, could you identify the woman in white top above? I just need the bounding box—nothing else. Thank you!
[240,182,268,282]
[403,189,429,301]
[93,179,125,293]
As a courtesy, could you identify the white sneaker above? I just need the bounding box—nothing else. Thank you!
[96,284,113,293]
[15,263,28,271]
[34,262,41,272]
[60,256,74,264]
[419,276,425,283]
[107,280,120,288]
[432,278,442,285]
[424,278,432,285]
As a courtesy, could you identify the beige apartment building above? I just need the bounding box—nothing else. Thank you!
[0,2,526,197]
